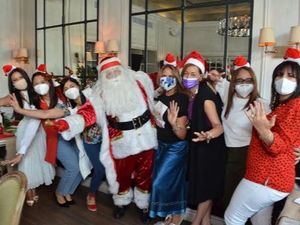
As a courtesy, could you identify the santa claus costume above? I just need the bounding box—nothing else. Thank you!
[59,56,157,220]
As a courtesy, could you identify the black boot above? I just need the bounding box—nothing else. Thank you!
[113,205,127,219]
[139,208,150,224]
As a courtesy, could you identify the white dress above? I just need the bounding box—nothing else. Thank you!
[16,100,55,190]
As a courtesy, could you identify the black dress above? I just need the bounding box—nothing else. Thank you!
[187,82,226,207]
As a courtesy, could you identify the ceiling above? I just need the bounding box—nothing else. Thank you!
[132,0,251,22]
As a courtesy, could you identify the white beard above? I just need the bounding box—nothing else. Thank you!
[97,67,142,117]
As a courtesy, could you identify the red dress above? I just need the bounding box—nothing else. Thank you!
[245,97,300,193]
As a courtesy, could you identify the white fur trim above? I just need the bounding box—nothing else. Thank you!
[135,70,156,115]
[186,58,205,74]
[74,135,92,179]
[82,87,93,98]
[163,60,177,67]
[234,62,251,70]
[134,187,150,209]
[97,57,121,73]
[88,93,120,194]
[107,70,158,159]
[60,114,85,141]
[113,188,133,206]
[285,57,300,65]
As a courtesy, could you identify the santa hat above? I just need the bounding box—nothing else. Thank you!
[283,47,300,65]
[182,51,206,73]
[233,56,250,70]
[36,64,47,73]
[163,53,177,67]
[97,57,121,73]
[2,64,16,76]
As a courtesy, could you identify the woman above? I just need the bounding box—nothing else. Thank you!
[2,65,55,206]
[219,56,267,208]
[183,51,226,225]
[150,57,189,225]
[180,51,204,121]
[225,48,300,225]
[10,70,84,207]
[60,77,105,212]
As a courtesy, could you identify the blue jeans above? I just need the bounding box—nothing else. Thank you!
[83,142,105,194]
[56,136,82,196]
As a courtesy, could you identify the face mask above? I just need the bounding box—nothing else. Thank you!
[160,77,176,91]
[182,77,199,89]
[275,78,297,95]
[235,84,254,98]
[64,87,80,100]
[13,78,28,90]
[34,83,49,96]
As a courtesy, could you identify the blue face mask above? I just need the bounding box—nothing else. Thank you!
[160,77,177,91]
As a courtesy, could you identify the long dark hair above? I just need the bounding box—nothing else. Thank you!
[60,77,86,108]
[32,72,58,109]
[270,60,300,110]
[8,68,35,120]
[224,67,260,118]
[158,65,191,97]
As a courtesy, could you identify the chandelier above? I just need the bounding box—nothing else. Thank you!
[217,15,251,37]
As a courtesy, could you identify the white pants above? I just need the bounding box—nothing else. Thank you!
[225,178,289,225]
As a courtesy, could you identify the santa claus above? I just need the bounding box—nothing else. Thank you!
[58,56,157,221]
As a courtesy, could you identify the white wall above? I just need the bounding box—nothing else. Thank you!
[251,0,300,100]
[0,0,22,97]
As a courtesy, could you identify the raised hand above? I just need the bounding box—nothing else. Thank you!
[9,93,21,112]
[1,154,23,167]
[295,147,300,165]
[245,100,276,131]
[167,100,180,127]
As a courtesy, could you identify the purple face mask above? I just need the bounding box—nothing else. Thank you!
[182,77,199,89]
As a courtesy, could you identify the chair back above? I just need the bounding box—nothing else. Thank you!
[0,171,27,225]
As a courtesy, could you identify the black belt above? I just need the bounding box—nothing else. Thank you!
[109,110,151,131]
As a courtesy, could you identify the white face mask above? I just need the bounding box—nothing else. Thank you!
[275,78,297,95]
[235,84,254,98]
[34,83,49,96]
[13,78,28,91]
[64,87,80,100]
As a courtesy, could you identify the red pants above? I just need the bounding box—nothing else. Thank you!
[114,149,154,193]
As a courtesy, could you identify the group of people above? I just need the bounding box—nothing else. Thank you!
[0,47,299,225]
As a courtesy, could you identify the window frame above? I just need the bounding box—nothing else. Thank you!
[128,0,254,72]
[35,0,99,81]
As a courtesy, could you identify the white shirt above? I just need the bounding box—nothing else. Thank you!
[222,95,270,148]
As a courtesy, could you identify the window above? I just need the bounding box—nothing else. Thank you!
[129,0,253,73]
[35,0,99,84]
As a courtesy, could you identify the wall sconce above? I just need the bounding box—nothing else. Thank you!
[94,40,119,61]
[289,25,300,49]
[106,39,119,53]
[258,27,278,53]
[94,41,106,54]
[13,48,29,63]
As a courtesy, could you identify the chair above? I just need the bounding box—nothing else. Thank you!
[276,188,300,225]
[0,171,27,225]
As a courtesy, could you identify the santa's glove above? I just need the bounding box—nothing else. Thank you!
[77,101,97,127]
[53,120,70,132]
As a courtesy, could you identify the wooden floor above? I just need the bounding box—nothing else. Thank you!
[20,181,191,225]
